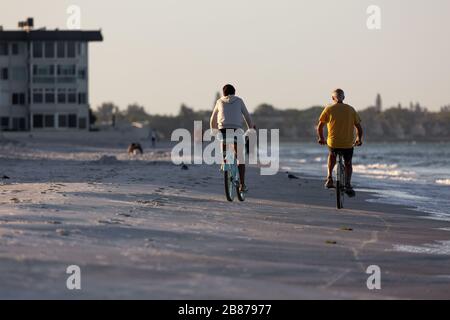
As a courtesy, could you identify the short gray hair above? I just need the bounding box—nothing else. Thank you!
[332,89,345,101]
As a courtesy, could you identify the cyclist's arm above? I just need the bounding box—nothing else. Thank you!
[241,101,255,129]
[210,104,219,130]
[355,123,363,144]
[317,121,326,143]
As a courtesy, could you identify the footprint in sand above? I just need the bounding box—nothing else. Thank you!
[56,229,70,236]
[116,213,132,218]
[47,221,62,225]
[136,196,168,207]
[98,218,129,226]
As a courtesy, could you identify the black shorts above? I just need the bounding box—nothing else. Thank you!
[219,128,249,155]
[219,128,243,136]
[219,128,246,143]
[329,147,354,162]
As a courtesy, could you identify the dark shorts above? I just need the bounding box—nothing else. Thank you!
[219,128,243,136]
[219,128,249,155]
[329,147,354,162]
[219,128,246,143]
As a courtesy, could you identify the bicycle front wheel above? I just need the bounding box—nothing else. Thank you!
[224,170,235,202]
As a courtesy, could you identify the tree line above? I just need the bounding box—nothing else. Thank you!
[93,94,450,142]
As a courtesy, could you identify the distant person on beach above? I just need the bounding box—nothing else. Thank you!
[317,89,363,197]
[210,84,256,193]
[151,131,157,148]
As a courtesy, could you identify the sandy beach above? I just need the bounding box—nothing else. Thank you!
[0,132,449,299]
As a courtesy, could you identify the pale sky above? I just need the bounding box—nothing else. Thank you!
[2,0,450,113]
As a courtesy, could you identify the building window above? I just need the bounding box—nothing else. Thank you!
[45,115,55,128]
[67,89,77,103]
[11,43,19,55]
[44,42,55,58]
[0,43,8,56]
[57,64,76,76]
[33,42,43,58]
[33,114,43,128]
[58,114,68,128]
[78,92,87,104]
[0,117,9,129]
[33,65,55,83]
[57,89,66,103]
[33,89,44,104]
[45,89,55,103]
[57,64,76,83]
[0,68,8,80]
[12,118,26,131]
[78,68,86,80]
[12,93,26,105]
[20,118,26,130]
[67,42,76,58]
[57,42,65,58]
[79,117,87,129]
[68,114,77,128]
[33,65,55,76]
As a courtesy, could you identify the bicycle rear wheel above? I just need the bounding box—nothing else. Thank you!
[336,162,345,209]
[336,180,343,209]
[224,169,235,202]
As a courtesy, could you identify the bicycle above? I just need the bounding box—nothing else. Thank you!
[219,133,246,202]
[319,138,361,209]
[332,141,362,209]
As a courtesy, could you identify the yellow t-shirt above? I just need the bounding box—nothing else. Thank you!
[319,103,361,149]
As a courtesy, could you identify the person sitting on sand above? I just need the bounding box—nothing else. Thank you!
[210,84,256,193]
[317,89,363,197]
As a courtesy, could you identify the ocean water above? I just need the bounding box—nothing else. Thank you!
[279,142,450,220]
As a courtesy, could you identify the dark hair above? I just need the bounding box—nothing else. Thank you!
[223,84,236,96]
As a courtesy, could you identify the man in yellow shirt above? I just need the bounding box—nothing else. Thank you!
[317,89,363,197]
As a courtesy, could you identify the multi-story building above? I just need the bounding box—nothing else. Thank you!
[0,18,103,131]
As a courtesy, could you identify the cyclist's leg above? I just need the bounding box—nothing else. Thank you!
[325,148,336,188]
[327,150,336,179]
[222,143,227,163]
[233,142,246,190]
[343,148,354,187]
[238,164,245,187]
[343,148,356,197]
[220,129,230,164]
